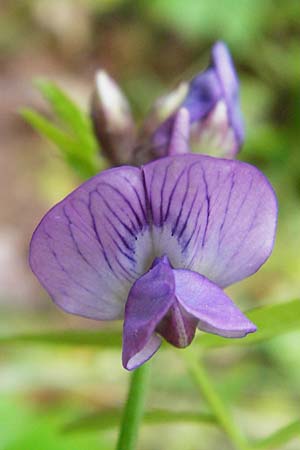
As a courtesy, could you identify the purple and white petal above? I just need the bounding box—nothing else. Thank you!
[122,257,175,370]
[30,166,152,320]
[150,42,244,159]
[174,269,256,338]
[142,154,277,288]
[212,41,244,148]
[188,42,244,157]
[152,69,220,158]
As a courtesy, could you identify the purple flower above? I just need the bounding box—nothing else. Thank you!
[91,42,243,166]
[30,154,277,370]
[139,41,244,161]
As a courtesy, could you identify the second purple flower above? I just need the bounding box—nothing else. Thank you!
[91,42,244,165]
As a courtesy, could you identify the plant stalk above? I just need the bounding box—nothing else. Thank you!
[183,349,252,450]
[116,362,151,450]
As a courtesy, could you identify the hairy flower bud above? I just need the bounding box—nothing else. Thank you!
[91,70,137,165]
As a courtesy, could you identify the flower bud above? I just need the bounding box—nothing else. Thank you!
[142,81,189,136]
[134,41,244,163]
[91,70,136,165]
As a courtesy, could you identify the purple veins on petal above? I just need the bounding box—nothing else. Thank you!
[30,166,150,321]
[30,153,277,370]
[142,154,277,288]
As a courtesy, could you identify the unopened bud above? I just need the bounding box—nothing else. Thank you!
[133,82,188,164]
[91,70,136,165]
[141,81,188,137]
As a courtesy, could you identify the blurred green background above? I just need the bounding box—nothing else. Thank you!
[1,1,300,449]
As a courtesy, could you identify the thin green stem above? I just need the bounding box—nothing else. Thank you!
[183,349,252,450]
[116,362,151,450]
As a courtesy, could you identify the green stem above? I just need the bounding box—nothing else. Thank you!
[116,362,151,450]
[183,349,252,450]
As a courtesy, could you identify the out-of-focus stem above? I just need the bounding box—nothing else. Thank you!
[116,362,151,450]
[183,349,252,450]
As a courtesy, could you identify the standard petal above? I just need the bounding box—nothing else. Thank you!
[122,257,175,370]
[30,166,152,320]
[174,269,256,338]
[142,154,277,288]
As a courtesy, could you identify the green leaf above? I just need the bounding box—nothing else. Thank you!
[21,79,108,179]
[21,108,99,178]
[36,79,90,133]
[35,79,98,155]
[253,419,300,449]
[1,300,300,351]
[0,329,121,348]
[199,299,300,349]
[63,408,216,434]
[21,108,79,153]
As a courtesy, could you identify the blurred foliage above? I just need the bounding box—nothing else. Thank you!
[1,298,300,350]
[1,0,300,449]
[63,407,216,433]
[21,80,106,179]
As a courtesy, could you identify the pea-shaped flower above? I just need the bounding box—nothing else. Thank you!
[91,41,244,166]
[30,152,277,370]
[150,42,244,160]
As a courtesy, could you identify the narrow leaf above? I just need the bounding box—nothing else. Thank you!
[1,300,299,350]
[63,408,216,434]
[21,108,99,178]
[35,79,98,154]
[0,329,121,348]
[253,419,300,449]
[21,108,79,153]
[199,299,300,349]
[36,79,90,134]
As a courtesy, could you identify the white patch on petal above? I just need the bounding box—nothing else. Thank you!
[151,225,187,269]
[134,225,185,274]
[134,229,155,273]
